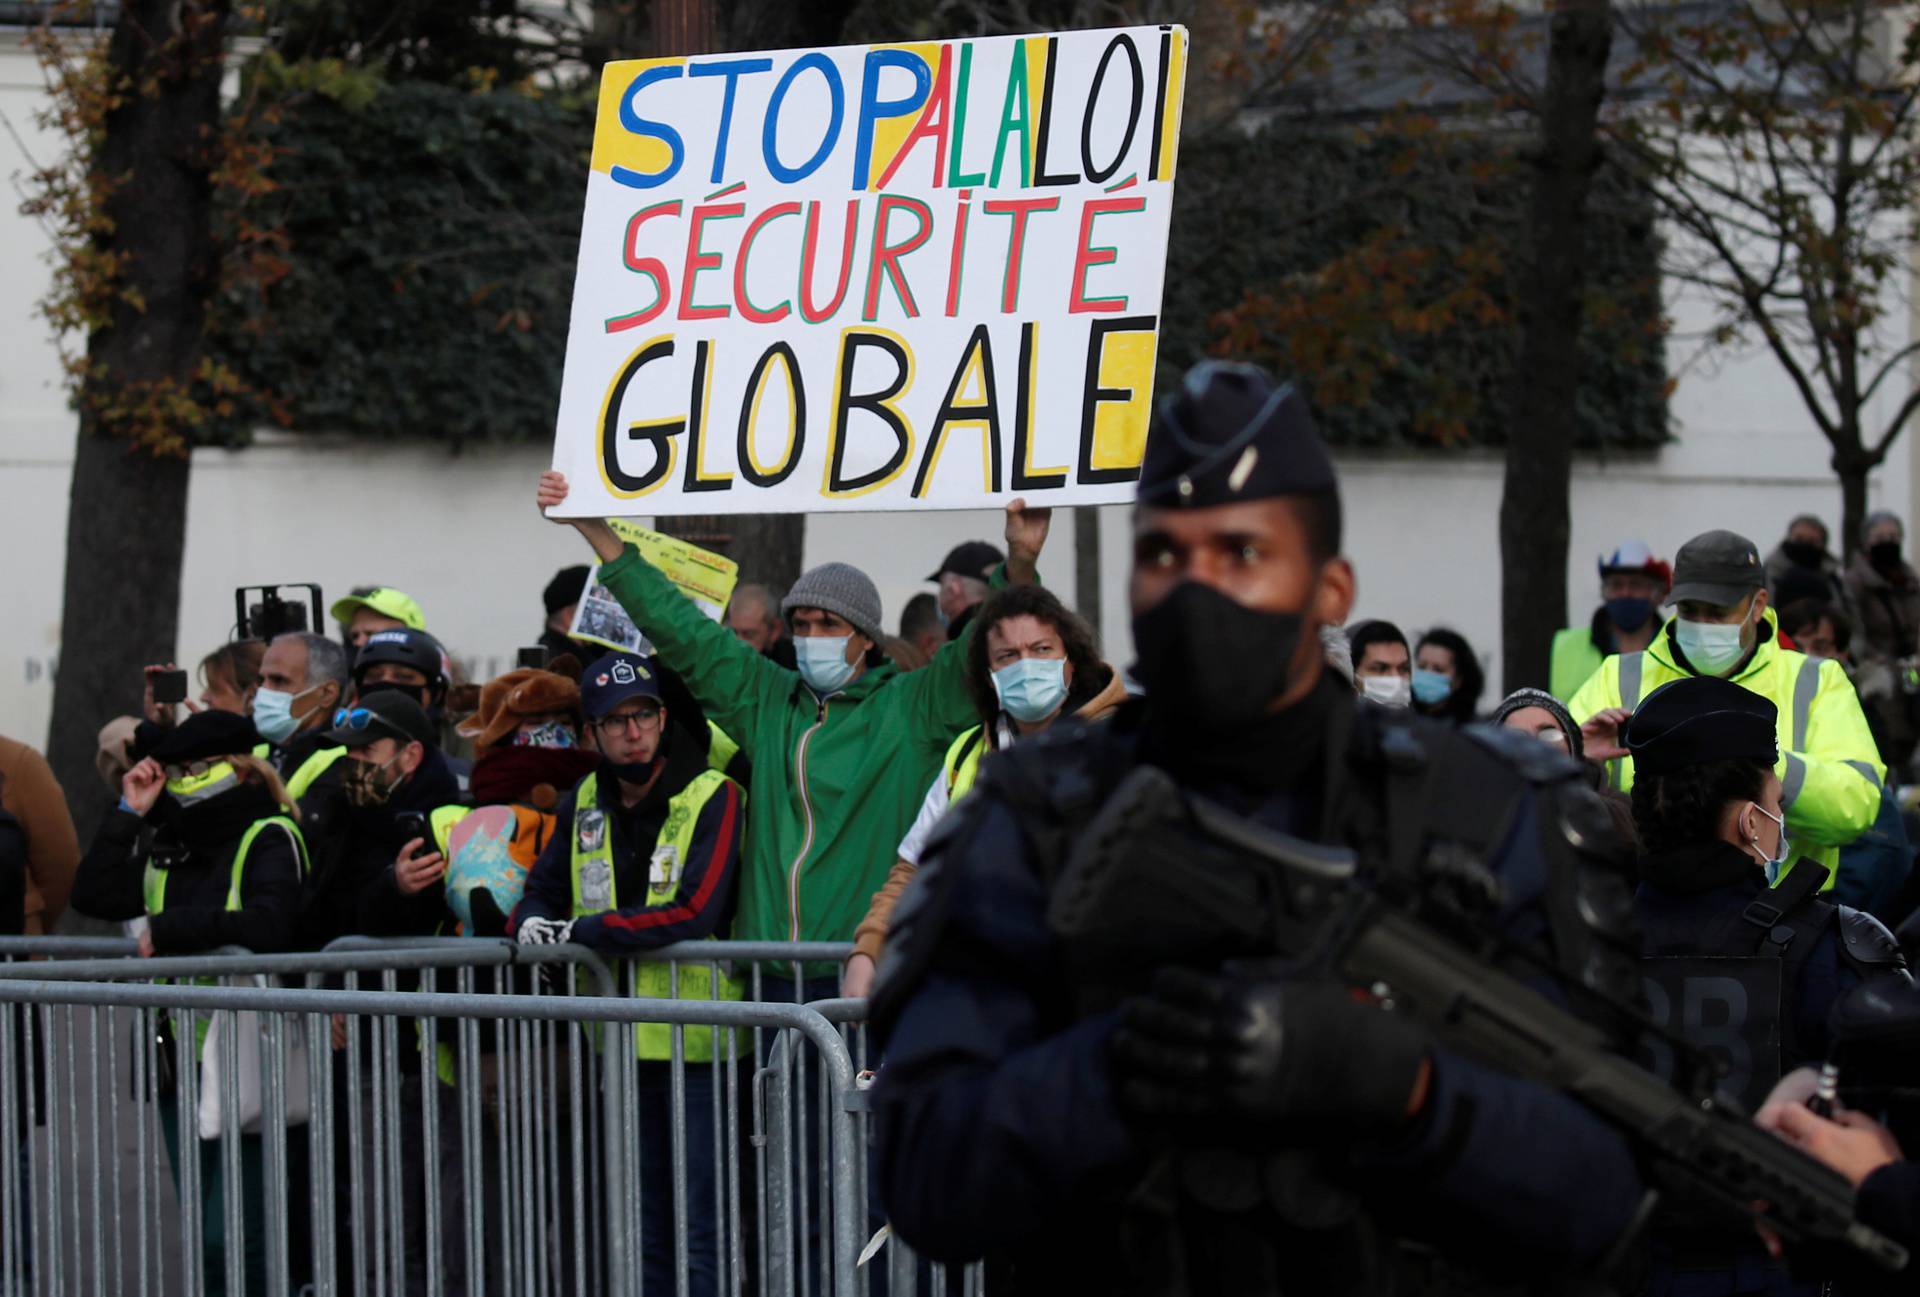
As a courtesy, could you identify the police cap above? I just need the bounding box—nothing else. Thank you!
[1624,676,1779,778]
[1137,361,1337,510]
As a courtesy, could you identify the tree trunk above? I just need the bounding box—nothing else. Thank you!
[1499,0,1614,693]
[44,0,230,847]
[1837,451,1871,560]
[646,0,832,599]
[1075,507,1103,643]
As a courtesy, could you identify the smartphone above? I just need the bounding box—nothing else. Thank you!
[394,811,431,845]
[151,669,189,706]
[517,646,550,670]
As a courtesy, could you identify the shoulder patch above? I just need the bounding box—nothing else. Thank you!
[1838,906,1908,971]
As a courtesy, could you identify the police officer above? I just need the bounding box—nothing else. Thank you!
[1569,529,1884,890]
[1623,675,1910,1295]
[869,361,1650,1295]
[512,651,745,1297]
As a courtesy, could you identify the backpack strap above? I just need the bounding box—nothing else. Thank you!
[1741,858,1832,957]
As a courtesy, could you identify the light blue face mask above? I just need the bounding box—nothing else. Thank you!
[1748,801,1790,879]
[1675,608,1752,677]
[992,657,1070,724]
[1411,669,1453,707]
[795,634,859,697]
[251,684,323,745]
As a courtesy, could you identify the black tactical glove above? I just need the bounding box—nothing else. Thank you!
[1110,969,1430,1139]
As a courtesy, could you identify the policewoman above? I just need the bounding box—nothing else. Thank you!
[70,708,309,1295]
[1623,675,1910,1296]
[511,651,745,1297]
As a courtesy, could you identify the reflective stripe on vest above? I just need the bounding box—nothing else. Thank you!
[569,770,743,1061]
[142,816,308,915]
[1607,653,1649,791]
[943,727,987,801]
[1791,656,1821,751]
[286,746,347,801]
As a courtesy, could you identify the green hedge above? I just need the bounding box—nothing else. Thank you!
[213,85,1668,451]
[1161,127,1669,450]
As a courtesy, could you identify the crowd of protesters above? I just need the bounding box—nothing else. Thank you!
[5,428,1920,1292]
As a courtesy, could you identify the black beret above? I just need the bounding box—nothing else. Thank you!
[1138,361,1337,509]
[138,710,263,766]
[1624,676,1779,778]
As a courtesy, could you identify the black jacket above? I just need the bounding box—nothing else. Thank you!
[297,749,465,949]
[72,803,303,955]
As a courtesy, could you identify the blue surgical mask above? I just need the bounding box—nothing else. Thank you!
[795,634,859,697]
[1675,611,1751,677]
[1748,801,1790,878]
[992,657,1069,724]
[251,684,321,745]
[1411,669,1453,707]
[1605,596,1654,633]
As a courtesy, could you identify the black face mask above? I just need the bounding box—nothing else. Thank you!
[1131,581,1309,734]
[1780,539,1824,569]
[1870,541,1904,574]
[602,753,663,787]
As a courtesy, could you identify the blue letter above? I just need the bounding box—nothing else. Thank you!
[763,52,844,185]
[853,49,931,191]
[691,57,774,185]
[613,64,686,191]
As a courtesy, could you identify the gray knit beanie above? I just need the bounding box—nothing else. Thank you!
[782,562,884,642]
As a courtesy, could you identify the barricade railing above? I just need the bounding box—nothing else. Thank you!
[0,936,982,1297]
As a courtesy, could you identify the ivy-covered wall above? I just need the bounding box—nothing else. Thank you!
[213,84,1669,451]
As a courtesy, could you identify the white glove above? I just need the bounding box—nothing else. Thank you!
[516,917,573,946]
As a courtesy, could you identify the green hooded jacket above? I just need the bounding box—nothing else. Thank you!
[597,546,983,969]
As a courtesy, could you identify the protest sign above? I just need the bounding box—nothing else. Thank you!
[548,25,1188,518]
[569,520,740,654]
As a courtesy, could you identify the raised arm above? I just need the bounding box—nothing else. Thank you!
[536,471,788,744]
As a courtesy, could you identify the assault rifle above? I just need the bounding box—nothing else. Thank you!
[1046,764,1909,1277]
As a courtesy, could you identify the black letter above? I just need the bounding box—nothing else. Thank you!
[1077,315,1156,486]
[829,332,913,495]
[737,342,807,488]
[1032,36,1079,186]
[601,337,681,495]
[1082,36,1143,184]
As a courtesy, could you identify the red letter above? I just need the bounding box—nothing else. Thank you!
[607,200,683,332]
[1069,196,1146,314]
[862,195,934,321]
[981,196,1060,315]
[679,201,745,321]
[877,45,954,190]
[801,200,861,324]
[736,202,802,324]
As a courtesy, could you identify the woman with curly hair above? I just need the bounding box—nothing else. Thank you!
[842,584,1127,995]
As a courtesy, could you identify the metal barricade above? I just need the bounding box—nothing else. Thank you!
[0,936,978,1297]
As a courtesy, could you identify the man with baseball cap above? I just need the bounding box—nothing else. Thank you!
[1548,539,1672,701]
[928,539,1005,638]
[511,651,744,1297]
[330,585,427,651]
[1569,528,1883,888]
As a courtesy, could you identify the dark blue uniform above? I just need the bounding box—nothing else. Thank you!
[871,687,1650,1294]
[1636,851,1911,1297]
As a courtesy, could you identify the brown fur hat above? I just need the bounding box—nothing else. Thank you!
[457,666,583,750]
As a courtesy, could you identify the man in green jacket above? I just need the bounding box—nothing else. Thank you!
[535,471,1049,996]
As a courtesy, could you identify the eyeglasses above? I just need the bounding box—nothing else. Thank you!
[593,707,662,734]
